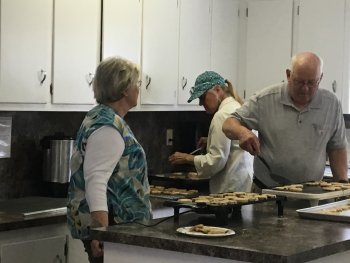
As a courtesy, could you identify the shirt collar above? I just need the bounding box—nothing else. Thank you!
[280,84,322,111]
[219,96,235,110]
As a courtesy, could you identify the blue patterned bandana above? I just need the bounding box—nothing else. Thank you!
[188,71,225,103]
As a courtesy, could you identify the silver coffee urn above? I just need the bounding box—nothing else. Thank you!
[41,133,74,197]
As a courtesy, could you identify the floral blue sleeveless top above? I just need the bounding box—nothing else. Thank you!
[67,104,151,239]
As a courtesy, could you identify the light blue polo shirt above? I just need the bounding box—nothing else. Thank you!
[234,82,347,187]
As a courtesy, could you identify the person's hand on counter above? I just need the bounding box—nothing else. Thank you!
[169,152,195,165]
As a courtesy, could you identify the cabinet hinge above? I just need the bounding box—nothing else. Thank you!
[297,5,300,15]
[238,8,240,17]
[244,90,246,99]
[50,83,53,95]
[246,8,248,17]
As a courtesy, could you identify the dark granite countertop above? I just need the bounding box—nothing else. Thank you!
[90,200,350,263]
[0,196,67,231]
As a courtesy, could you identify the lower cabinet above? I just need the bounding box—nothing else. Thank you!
[0,223,87,263]
[1,235,66,263]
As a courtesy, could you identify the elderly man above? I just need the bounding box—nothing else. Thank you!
[222,51,348,189]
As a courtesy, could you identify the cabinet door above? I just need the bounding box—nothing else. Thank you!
[1,235,66,263]
[0,0,52,103]
[141,0,179,105]
[244,0,293,99]
[102,0,142,64]
[177,0,211,105]
[211,0,239,89]
[296,0,345,99]
[52,0,100,104]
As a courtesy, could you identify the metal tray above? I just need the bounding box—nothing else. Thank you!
[164,195,279,224]
[262,185,350,201]
[149,173,210,182]
[297,199,350,223]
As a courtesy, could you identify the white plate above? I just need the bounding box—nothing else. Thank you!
[176,226,235,237]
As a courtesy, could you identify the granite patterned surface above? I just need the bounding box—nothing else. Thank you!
[90,200,350,263]
[0,196,67,231]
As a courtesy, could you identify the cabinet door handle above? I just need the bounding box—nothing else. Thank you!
[40,69,47,85]
[182,77,187,90]
[146,75,152,89]
[332,80,337,93]
[87,73,95,86]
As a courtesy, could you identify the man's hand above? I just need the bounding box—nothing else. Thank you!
[238,130,260,156]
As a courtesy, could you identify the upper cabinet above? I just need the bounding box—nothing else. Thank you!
[177,0,211,105]
[102,0,142,64]
[240,0,293,99]
[0,0,52,104]
[211,0,240,87]
[0,0,100,109]
[140,0,180,105]
[2,0,349,112]
[52,0,100,105]
[295,0,346,101]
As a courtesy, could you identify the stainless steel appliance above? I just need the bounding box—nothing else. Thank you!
[40,133,74,197]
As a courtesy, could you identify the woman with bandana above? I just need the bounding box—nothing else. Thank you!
[169,71,253,193]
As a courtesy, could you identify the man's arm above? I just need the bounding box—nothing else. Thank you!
[222,117,260,156]
[328,148,348,182]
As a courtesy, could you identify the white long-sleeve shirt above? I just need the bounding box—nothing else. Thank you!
[84,126,125,212]
[194,97,253,193]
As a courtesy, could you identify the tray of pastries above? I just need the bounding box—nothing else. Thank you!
[149,172,209,181]
[262,181,350,201]
[164,191,277,213]
[297,199,350,223]
[150,185,199,200]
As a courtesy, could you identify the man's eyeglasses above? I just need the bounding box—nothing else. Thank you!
[292,78,321,88]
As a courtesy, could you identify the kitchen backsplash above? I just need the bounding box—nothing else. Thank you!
[1,112,349,199]
[0,111,210,199]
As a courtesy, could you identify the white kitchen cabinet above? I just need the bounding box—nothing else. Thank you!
[52,0,100,105]
[295,0,346,101]
[241,0,293,99]
[0,0,52,104]
[1,235,66,263]
[211,0,240,90]
[0,223,88,263]
[102,0,142,64]
[177,0,211,105]
[141,0,179,105]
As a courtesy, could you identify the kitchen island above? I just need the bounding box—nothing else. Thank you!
[90,200,350,263]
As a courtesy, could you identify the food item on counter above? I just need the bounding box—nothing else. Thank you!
[305,181,322,186]
[150,185,198,196]
[321,204,350,214]
[272,181,350,192]
[189,224,229,234]
[177,198,192,203]
[273,184,303,192]
[322,186,340,191]
[176,191,276,206]
[187,172,199,178]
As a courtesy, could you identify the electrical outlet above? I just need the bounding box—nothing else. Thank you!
[166,129,173,146]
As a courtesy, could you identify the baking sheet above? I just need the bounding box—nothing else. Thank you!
[150,173,209,181]
[297,199,350,223]
[262,186,350,200]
